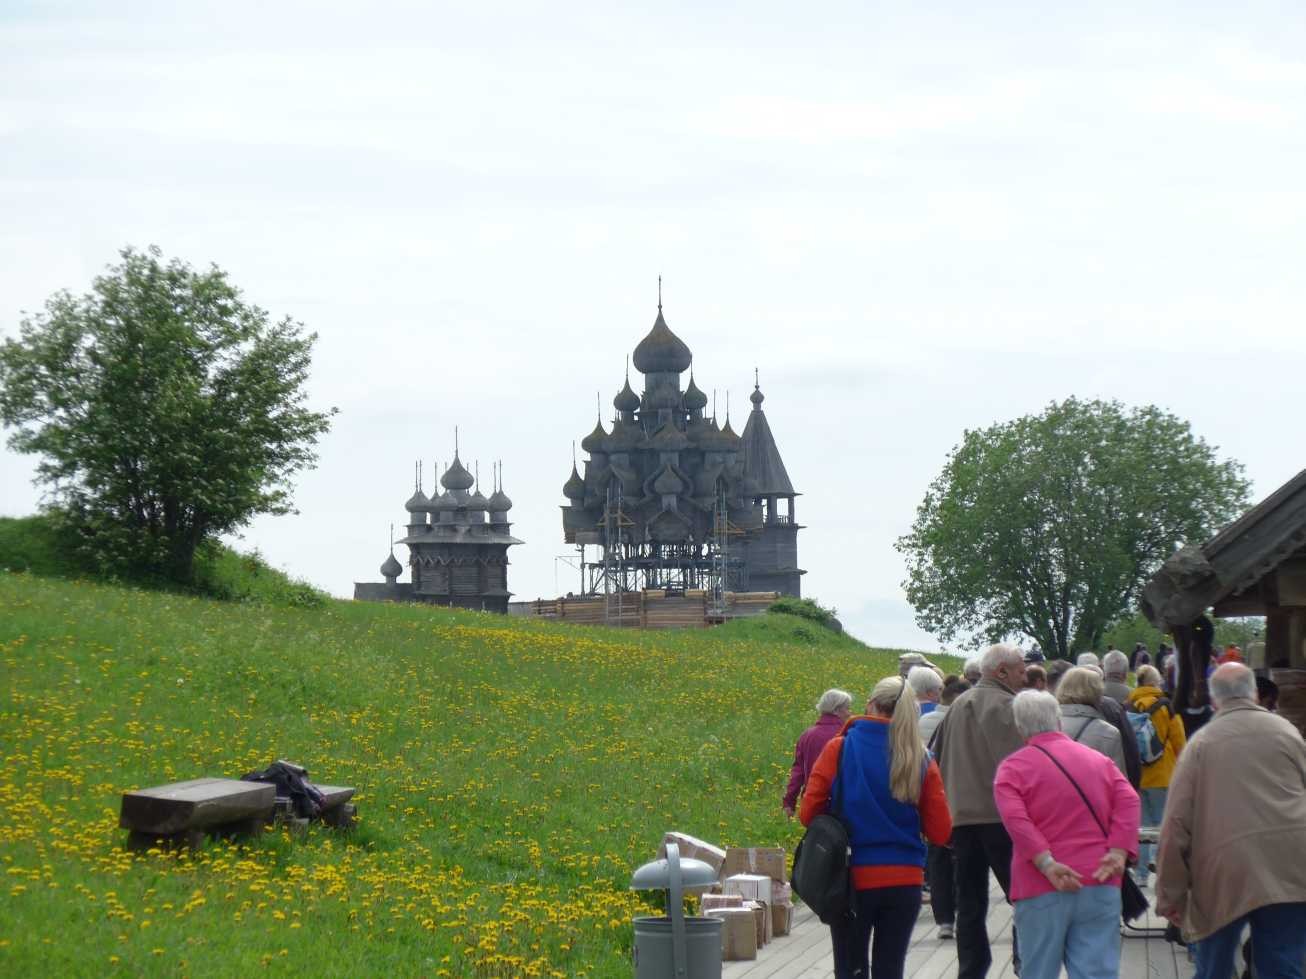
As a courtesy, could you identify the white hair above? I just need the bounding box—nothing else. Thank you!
[980,643,1023,676]
[1102,650,1129,679]
[1076,652,1102,669]
[1013,690,1063,739]
[907,665,943,697]
[962,657,982,682]
[1210,664,1256,707]
[816,688,853,715]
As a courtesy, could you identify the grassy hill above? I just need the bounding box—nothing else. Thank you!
[0,571,951,977]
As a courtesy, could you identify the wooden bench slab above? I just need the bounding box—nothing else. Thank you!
[314,785,356,810]
[120,778,275,835]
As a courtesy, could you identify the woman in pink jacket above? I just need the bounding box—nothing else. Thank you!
[782,689,852,817]
[994,690,1141,979]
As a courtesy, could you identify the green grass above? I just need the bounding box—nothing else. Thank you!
[0,572,953,977]
[0,514,327,608]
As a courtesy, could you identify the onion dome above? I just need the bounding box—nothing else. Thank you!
[563,464,585,500]
[467,487,491,511]
[721,418,741,444]
[606,418,642,451]
[632,308,692,375]
[441,456,475,492]
[614,378,640,413]
[698,417,728,451]
[380,552,403,578]
[488,487,512,512]
[683,377,708,411]
[648,423,689,452]
[405,487,429,512]
[581,419,609,454]
[750,384,764,408]
[653,466,685,496]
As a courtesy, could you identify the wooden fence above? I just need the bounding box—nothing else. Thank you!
[508,590,780,629]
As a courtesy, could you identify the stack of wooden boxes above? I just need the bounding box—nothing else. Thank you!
[658,834,794,962]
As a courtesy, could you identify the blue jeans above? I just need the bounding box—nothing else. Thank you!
[1012,885,1121,979]
[1137,787,1167,878]
[829,885,922,979]
[1192,902,1306,979]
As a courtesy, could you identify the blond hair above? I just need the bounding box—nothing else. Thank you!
[868,676,926,804]
[1136,665,1162,688]
[1056,666,1105,706]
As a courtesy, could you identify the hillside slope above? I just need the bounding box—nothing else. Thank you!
[0,573,944,977]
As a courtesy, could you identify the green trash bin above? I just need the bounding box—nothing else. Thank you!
[630,843,723,979]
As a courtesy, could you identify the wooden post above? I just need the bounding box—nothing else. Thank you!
[1172,619,1213,715]
[1267,610,1291,667]
[1289,610,1306,669]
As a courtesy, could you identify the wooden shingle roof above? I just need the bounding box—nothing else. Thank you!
[1141,468,1306,628]
[740,391,795,497]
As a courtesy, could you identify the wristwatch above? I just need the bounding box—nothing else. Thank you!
[1035,853,1055,871]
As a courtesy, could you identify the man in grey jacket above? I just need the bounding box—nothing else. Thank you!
[1156,663,1306,979]
[1102,649,1132,704]
[934,643,1027,979]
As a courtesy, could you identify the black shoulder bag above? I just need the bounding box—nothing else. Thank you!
[1032,744,1149,923]
[791,741,854,923]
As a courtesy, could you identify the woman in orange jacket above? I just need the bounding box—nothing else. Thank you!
[801,675,953,979]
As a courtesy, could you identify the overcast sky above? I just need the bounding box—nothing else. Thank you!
[3,1,1305,650]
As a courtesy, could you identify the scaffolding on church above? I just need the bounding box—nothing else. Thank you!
[563,295,804,606]
[582,482,746,617]
[708,483,746,616]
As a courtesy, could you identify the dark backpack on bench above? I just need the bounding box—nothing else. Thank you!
[241,760,326,818]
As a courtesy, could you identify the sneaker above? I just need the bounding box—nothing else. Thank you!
[938,924,954,940]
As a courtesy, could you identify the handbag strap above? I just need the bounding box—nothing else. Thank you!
[1031,743,1107,839]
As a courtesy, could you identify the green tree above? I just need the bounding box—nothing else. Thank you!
[1099,611,1164,658]
[1100,610,1263,663]
[896,398,1250,660]
[0,246,335,583]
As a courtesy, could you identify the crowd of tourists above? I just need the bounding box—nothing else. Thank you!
[783,643,1306,979]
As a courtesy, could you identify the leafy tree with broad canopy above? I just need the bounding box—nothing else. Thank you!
[0,246,335,582]
[896,398,1250,660]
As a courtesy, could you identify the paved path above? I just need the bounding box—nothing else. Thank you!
[723,876,1194,978]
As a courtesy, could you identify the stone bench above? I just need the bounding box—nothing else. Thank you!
[121,778,359,848]
[120,777,276,849]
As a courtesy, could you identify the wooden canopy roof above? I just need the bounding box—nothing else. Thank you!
[1141,468,1306,629]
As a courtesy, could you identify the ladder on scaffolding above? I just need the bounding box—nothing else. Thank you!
[602,482,635,626]
[709,484,744,618]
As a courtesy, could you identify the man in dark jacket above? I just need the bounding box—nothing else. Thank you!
[934,643,1027,979]
[1098,689,1143,789]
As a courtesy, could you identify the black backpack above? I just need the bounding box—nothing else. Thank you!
[241,759,327,818]
[790,744,853,923]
